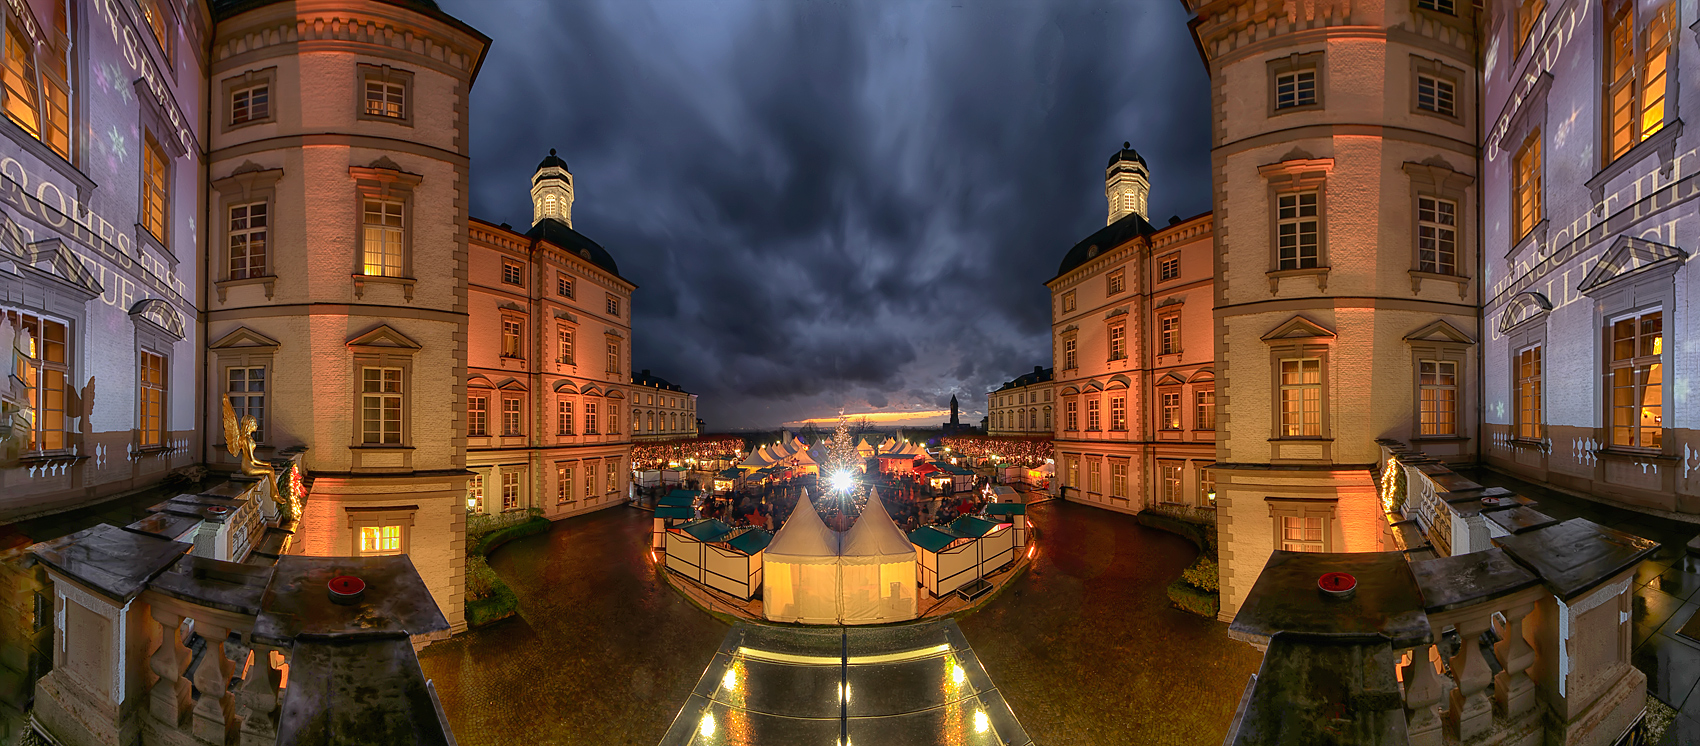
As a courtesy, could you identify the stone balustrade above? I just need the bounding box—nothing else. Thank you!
[1224,507,1655,746]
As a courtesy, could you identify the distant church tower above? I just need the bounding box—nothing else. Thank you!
[950,395,960,426]
[1105,142,1150,225]
[532,148,574,227]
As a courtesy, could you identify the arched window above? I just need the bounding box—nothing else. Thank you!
[543,193,558,217]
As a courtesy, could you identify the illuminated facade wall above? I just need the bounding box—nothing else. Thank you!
[1047,165,1217,517]
[0,0,205,520]
[630,371,699,442]
[1184,1,1482,620]
[203,0,489,632]
[465,199,634,522]
[1479,0,1700,511]
[985,368,1051,437]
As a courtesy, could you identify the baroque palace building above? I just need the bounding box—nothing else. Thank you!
[0,0,492,634]
[630,368,699,442]
[985,365,1052,437]
[1048,145,1217,516]
[465,152,635,522]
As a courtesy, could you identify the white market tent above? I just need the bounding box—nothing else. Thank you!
[762,489,919,625]
[763,490,843,624]
[839,491,918,622]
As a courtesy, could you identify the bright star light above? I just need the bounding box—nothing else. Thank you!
[830,470,855,492]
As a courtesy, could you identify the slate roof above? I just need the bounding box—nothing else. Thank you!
[632,369,689,393]
[995,366,1053,392]
[534,148,569,175]
[526,218,622,278]
[1054,209,1158,279]
[1107,142,1147,169]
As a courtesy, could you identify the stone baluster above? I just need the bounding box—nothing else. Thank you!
[191,622,239,744]
[1448,617,1496,741]
[147,607,192,728]
[1494,603,1538,719]
[239,645,286,746]
[1403,644,1448,746]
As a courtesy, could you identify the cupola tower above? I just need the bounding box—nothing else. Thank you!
[532,148,574,227]
[1105,142,1150,225]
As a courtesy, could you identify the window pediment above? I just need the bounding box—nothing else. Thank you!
[1082,381,1104,392]
[1059,386,1081,397]
[1260,315,1335,343]
[1188,368,1216,383]
[129,298,184,340]
[209,326,280,351]
[1402,319,1475,346]
[1498,291,1552,333]
[554,309,578,322]
[18,237,104,299]
[1105,307,1129,319]
[496,377,526,391]
[468,374,493,389]
[1106,374,1132,390]
[1578,235,1687,296]
[1156,372,1186,387]
[346,324,421,352]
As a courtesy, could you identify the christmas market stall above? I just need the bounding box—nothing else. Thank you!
[663,518,771,601]
[837,490,919,623]
[908,515,1016,598]
[652,505,695,549]
[762,490,842,624]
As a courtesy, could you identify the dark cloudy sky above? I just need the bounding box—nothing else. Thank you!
[440,0,1212,430]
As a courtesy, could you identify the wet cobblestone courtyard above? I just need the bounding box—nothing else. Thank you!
[418,500,1263,745]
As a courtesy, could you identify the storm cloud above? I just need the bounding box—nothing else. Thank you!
[442,0,1212,429]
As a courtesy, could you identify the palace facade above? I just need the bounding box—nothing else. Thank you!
[630,369,699,442]
[985,366,1052,436]
[465,153,634,521]
[1047,146,1217,516]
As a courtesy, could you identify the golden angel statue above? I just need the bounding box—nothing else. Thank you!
[222,393,275,480]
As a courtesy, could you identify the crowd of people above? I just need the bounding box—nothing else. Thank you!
[939,435,1052,468]
[629,435,745,470]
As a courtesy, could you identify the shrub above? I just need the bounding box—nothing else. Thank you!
[1167,579,1219,618]
[466,552,499,602]
[470,515,552,557]
[1182,557,1219,593]
[465,580,518,627]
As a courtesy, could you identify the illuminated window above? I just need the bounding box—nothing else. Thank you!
[583,460,597,500]
[1160,462,1182,503]
[1274,69,1316,109]
[1516,0,1545,49]
[501,318,523,358]
[558,327,574,365]
[606,295,620,317]
[502,397,522,437]
[366,79,405,119]
[1279,358,1322,437]
[502,259,524,286]
[1066,457,1079,489]
[1159,314,1181,355]
[584,401,598,435]
[467,474,484,512]
[1086,398,1100,431]
[359,525,403,556]
[1516,346,1543,440]
[1281,516,1324,552]
[1108,324,1127,361]
[1416,74,1455,117]
[1513,130,1542,242]
[1110,461,1127,497]
[1087,459,1100,494]
[557,400,573,435]
[228,202,268,280]
[142,132,169,243]
[361,199,405,277]
[606,340,619,374]
[1107,269,1126,294]
[1604,0,1674,164]
[1276,192,1319,270]
[360,367,403,445]
[1065,399,1077,431]
[1417,197,1457,275]
[606,458,618,494]
[138,0,170,53]
[468,394,487,437]
[1195,389,1216,431]
[542,194,559,218]
[228,367,266,441]
[557,464,573,504]
[2,0,73,160]
[1063,337,1077,370]
[1110,396,1126,431]
[1417,360,1457,436]
[501,470,520,510]
[1061,291,1076,313]
[1160,391,1182,431]
[1158,253,1180,281]
[1198,470,1216,508]
[1417,0,1455,14]
[8,311,68,451]
[231,84,269,125]
[1608,311,1662,450]
[139,350,166,448]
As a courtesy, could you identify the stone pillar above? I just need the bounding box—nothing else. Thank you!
[1448,617,1496,741]
[147,608,192,728]
[1403,644,1447,746]
[238,645,284,746]
[1494,603,1538,719]
[191,622,237,743]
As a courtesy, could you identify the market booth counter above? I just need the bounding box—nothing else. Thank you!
[663,519,772,601]
[909,516,1015,599]
[652,505,696,549]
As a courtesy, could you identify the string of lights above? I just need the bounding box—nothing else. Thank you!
[630,435,745,470]
[939,435,1052,467]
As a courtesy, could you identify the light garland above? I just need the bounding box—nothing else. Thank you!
[939,435,1052,468]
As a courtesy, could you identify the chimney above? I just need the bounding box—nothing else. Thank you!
[1034,366,1043,375]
